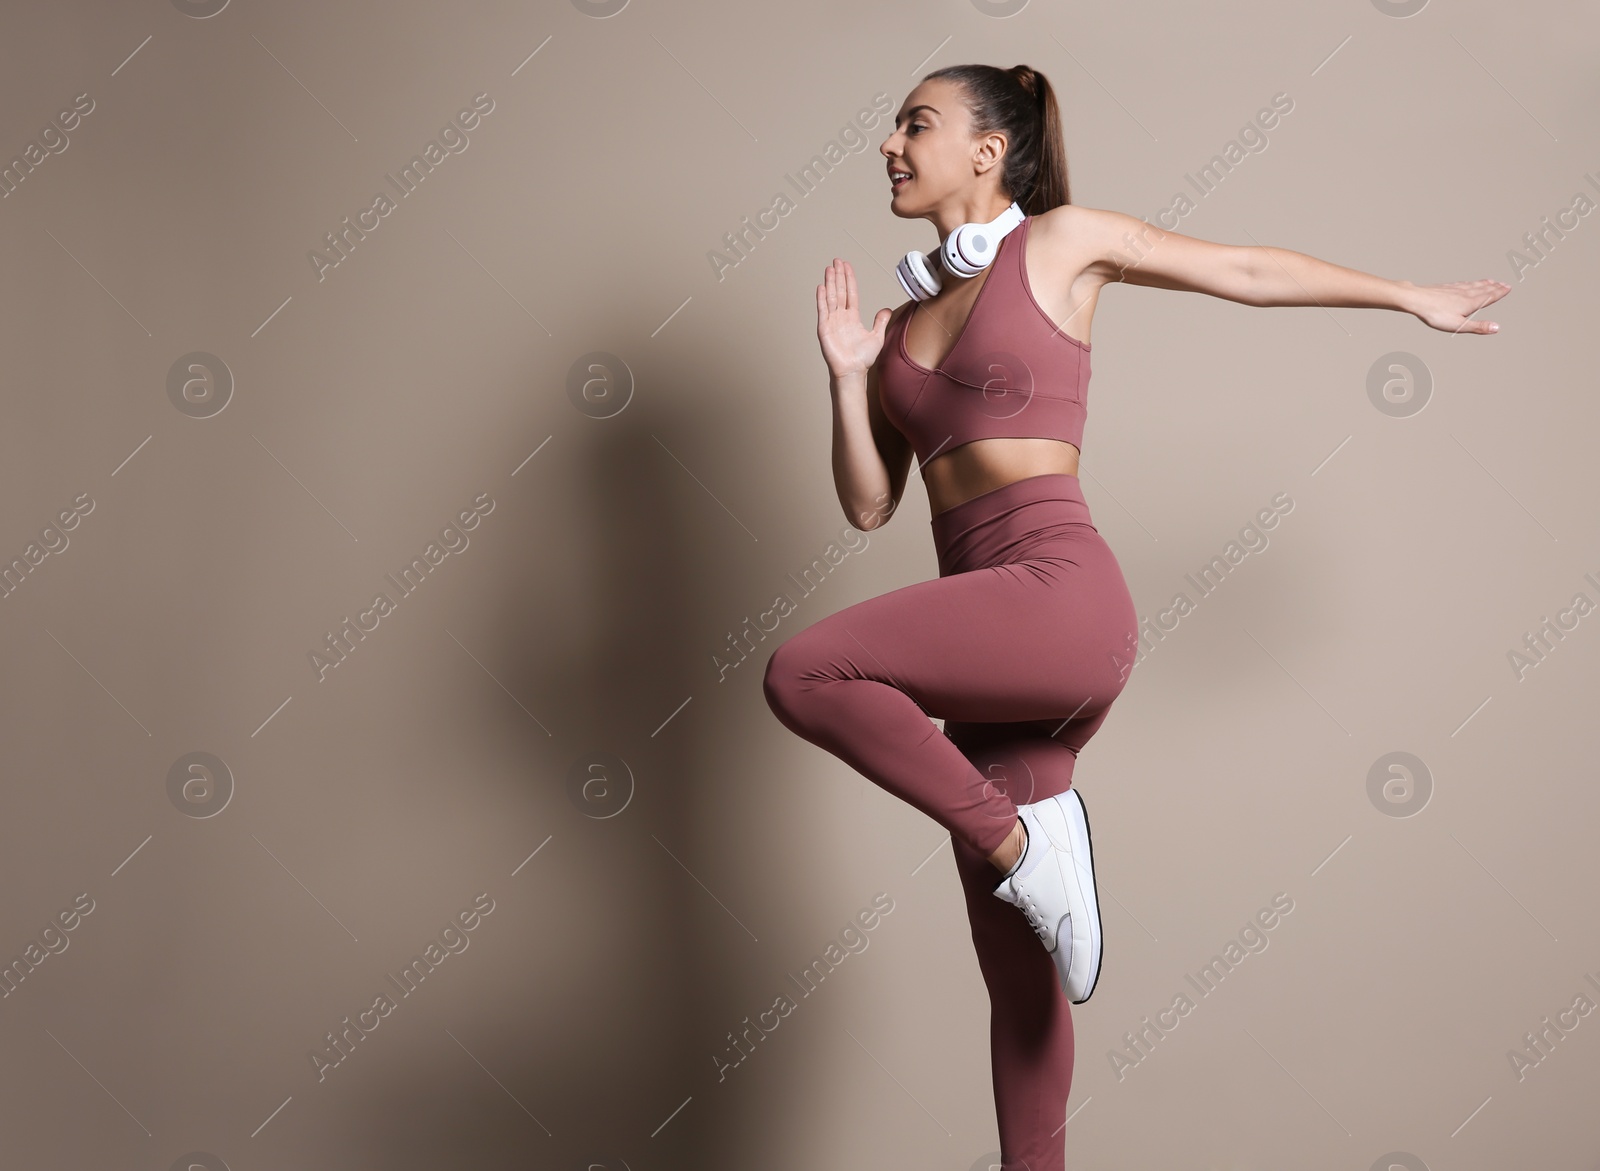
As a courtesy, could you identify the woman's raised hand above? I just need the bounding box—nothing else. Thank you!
[1407,278,1510,335]
[817,258,892,378]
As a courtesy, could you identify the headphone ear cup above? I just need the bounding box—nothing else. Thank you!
[896,250,942,302]
[940,225,993,278]
[940,202,1026,278]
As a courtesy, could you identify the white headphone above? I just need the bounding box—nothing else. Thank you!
[895,201,1026,303]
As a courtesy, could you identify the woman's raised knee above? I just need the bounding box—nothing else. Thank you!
[763,630,842,728]
[761,637,806,721]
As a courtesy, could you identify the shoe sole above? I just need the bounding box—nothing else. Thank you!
[1042,787,1102,1004]
[1066,787,1103,1002]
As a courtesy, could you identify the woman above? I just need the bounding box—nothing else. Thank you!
[762,63,1506,1171]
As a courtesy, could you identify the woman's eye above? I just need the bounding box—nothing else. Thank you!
[909,122,926,134]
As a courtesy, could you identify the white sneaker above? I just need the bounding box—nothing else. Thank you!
[991,788,1103,1004]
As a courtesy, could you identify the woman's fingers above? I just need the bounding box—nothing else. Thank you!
[1453,279,1510,305]
[1423,278,1509,334]
[820,259,864,325]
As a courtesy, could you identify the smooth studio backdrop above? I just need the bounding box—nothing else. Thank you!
[1,1,1597,1168]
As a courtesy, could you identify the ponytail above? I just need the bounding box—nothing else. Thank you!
[923,63,1071,214]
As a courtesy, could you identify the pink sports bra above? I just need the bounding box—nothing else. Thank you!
[878,213,1090,469]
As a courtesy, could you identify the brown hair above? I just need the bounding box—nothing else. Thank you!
[922,63,1070,214]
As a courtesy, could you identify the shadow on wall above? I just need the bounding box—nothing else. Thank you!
[340,378,755,1167]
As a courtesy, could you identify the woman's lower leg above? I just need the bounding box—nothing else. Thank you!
[954,831,1075,1171]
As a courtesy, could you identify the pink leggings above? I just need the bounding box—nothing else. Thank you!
[762,472,1138,1171]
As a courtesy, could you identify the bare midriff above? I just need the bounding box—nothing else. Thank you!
[923,438,1081,519]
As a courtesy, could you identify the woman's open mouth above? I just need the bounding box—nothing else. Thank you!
[889,169,913,191]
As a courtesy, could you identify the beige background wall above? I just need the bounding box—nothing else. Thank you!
[2,1,1596,1168]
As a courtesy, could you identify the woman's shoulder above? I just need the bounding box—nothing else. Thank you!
[1029,202,1109,240]
[1026,204,1133,294]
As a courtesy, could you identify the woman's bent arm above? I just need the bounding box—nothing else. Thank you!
[815,257,910,529]
[831,362,910,531]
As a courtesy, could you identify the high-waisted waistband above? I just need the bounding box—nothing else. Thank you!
[930,473,1096,576]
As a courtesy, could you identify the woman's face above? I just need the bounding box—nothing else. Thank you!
[881,78,1002,216]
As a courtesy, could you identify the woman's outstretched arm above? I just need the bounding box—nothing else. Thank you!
[1068,206,1509,335]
